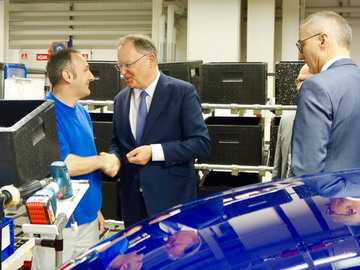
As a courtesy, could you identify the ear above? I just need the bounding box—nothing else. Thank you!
[320,32,329,47]
[348,206,357,216]
[190,231,198,242]
[62,69,73,83]
[148,54,156,66]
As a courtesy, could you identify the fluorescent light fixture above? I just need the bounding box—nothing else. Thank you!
[314,252,357,266]
[282,252,357,270]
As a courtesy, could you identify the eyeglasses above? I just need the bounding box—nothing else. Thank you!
[115,54,147,72]
[295,33,321,53]
[295,78,305,85]
[325,207,354,217]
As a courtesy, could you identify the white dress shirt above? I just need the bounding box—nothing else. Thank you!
[321,56,350,72]
[129,70,165,161]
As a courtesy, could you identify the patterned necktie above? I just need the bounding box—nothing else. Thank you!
[136,91,148,145]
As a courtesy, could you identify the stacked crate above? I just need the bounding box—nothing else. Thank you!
[199,62,268,190]
[0,100,60,187]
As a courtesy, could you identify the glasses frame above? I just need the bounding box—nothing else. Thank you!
[295,78,304,85]
[295,33,321,53]
[325,207,354,217]
[115,54,147,72]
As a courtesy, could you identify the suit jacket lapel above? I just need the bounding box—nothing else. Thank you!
[141,73,172,142]
[122,88,136,144]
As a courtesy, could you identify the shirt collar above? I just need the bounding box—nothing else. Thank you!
[321,56,351,72]
[134,70,160,99]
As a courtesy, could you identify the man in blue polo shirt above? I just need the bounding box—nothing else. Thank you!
[32,48,120,269]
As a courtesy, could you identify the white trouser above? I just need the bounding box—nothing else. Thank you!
[31,218,99,270]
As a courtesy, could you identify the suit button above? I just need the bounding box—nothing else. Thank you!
[134,175,139,180]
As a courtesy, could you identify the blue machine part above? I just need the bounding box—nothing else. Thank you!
[59,168,360,270]
[53,43,67,53]
[4,64,27,79]
[50,161,73,199]
[31,183,58,215]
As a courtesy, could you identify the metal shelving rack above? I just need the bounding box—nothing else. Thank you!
[79,100,297,179]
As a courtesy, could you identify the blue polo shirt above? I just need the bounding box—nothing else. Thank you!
[45,92,102,226]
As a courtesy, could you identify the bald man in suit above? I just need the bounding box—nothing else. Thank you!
[291,11,360,176]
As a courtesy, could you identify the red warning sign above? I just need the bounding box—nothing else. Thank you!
[21,53,28,60]
[82,54,89,60]
[36,54,50,61]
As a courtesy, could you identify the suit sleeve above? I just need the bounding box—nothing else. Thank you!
[291,80,333,176]
[271,120,283,180]
[109,97,124,166]
[162,84,211,166]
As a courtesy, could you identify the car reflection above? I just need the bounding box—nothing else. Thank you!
[60,168,360,270]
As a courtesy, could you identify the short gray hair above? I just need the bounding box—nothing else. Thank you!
[301,11,352,49]
[118,34,158,64]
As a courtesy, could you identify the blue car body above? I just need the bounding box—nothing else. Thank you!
[59,168,360,270]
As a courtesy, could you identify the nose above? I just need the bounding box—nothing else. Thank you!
[89,71,95,82]
[137,253,144,260]
[298,52,305,61]
[120,67,128,76]
[166,235,175,246]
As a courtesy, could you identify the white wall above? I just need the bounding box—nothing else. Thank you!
[281,0,300,61]
[247,0,275,103]
[187,0,241,62]
[247,0,275,66]
[350,23,360,66]
[175,17,188,61]
[0,1,9,62]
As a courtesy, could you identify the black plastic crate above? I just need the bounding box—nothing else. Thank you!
[119,60,203,96]
[275,61,304,105]
[199,171,260,198]
[90,113,122,220]
[0,100,60,187]
[89,113,113,153]
[101,180,122,220]
[203,171,260,187]
[158,60,202,96]
[199,116,263,166]
[86,61,121,101]
[89,113,119,183]
[201,62,268,104]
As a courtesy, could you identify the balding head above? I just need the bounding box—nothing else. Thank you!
[300,11,352,50]
[298,11,352,74]
[296,64,314,93]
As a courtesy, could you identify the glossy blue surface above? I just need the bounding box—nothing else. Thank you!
[59,169,360,270]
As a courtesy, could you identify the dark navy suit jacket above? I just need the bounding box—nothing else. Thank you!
[291,58,360,176]
[110,72,211,222]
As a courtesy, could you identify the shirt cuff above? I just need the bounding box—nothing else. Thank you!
[151,144,165,161]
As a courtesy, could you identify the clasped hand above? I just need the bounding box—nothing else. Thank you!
[99,152,121,177]
[126,145,152,165]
